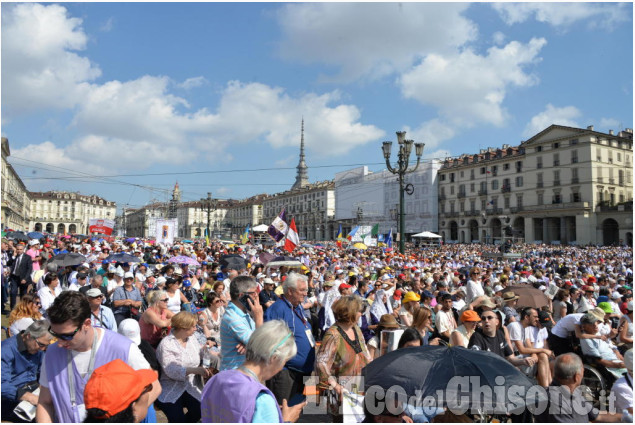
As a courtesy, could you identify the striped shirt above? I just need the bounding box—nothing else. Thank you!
[219,301,255,371]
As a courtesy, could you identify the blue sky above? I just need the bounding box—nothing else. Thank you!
[2,2,632,212]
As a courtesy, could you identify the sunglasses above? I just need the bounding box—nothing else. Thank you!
[34,338,50,349]
[161,298,169,302]
[48,325,82,341]
[481,315,497,321]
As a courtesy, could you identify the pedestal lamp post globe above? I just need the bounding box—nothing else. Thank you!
[382,131,424,254]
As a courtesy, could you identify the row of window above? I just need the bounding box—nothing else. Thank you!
[441,161,524,182]
[440,189,585,213]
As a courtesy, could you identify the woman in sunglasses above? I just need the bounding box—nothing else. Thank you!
[8,294,43,336]
[140,290,175,348]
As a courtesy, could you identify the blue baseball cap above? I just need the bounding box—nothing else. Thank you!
[183,279,192,287]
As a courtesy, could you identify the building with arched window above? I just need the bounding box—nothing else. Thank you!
[1,137,31,231]
[29,191,116,235]
[438,125,633,246]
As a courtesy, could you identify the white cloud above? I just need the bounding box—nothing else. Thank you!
[178,76,208,90]
[399,38,546,127]
[212,81,384,155]
[599,118,621,132]
[1,3,101,119]
[11,141,108,175]
[492,3,630,29]
[523,104,582,138]
[216,187,231,195]
[276,3,477,82]
[17,77,384,170]
[403,119,457,152]
[492,31,506,46]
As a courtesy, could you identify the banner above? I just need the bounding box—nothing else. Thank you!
[88,218,115,235]
[351,225,377,246]
[155,219,177,245]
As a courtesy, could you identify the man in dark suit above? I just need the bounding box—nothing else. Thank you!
[8,243,33,309]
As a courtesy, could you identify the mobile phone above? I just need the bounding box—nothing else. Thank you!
[288,394,306,407]
[239,294,252,311]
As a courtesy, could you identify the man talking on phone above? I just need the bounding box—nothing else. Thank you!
[219,276,263,371]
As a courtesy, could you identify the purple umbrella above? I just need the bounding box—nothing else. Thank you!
[125,237,136,243]
[168,255,200,266]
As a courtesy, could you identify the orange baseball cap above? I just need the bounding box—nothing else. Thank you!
[461,310,481,322]
[84,359,157,419]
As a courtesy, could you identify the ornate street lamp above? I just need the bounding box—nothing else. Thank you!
[382,131,424,254]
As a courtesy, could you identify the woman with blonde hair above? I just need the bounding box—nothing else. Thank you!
[8,294,42,336]
[140,290,175,348]
[411,307,440,346]
[156,311,212,423]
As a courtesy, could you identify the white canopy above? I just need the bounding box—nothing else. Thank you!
[252,224,269,232]
[412,231,442,238]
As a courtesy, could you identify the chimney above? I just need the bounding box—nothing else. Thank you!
[609,130,614,135]
[587,125,594,131]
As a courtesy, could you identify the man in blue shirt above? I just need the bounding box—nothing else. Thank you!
[220,276,263,371]
[111,272,143,326]
[1,320,52,421]
[264,272,316,405]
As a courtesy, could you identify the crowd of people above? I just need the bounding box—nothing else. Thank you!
[1,235,633,422]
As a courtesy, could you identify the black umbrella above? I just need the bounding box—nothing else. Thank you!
[50,253,87,267]
[105,252,141,264]
[258,252,275,266]
[6,231,29,242]
[362,345,543,414]
[220,254,247,271]
[272,255,296,262]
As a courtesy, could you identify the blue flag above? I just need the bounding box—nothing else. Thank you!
[386,229,393,248]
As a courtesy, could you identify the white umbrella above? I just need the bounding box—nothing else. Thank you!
[252,224,269,232]
[412,231,442,238]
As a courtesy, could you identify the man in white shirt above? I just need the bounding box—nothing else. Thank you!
[610,349,632,414]
[435,293,457,342]
[507,307,553,387]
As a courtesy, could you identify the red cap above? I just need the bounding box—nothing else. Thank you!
[84,359,157,419]
[582,285,594,292]
[398,274,406,280]
[587,276,597,283]
[393,289,402,299]
[339,283,352,291]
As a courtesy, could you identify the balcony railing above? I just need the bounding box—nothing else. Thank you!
[510,206,524,213]
[446,212,460,217]
[523,201,590,212]
[501,185,511,193]
[458,192,467,198]
[571,177,579,184]
[439,194,446,200]
[553,180,560,186]
[537,182,543,188]
[478,189,488,196]
[464,209,479,216]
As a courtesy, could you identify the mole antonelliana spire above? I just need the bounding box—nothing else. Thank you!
[291,118,309,190]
